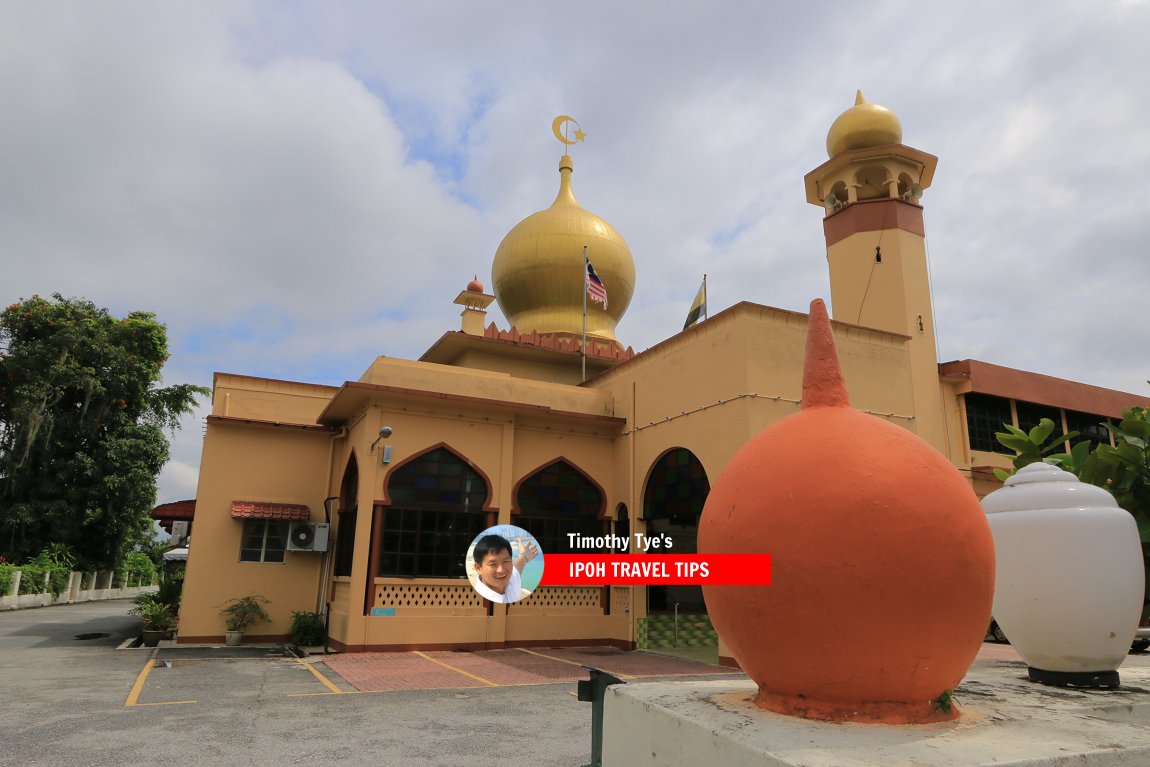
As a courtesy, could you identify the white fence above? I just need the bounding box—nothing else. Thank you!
[0,569,156,611]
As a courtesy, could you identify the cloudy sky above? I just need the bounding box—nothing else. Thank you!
[2,1,1148,505]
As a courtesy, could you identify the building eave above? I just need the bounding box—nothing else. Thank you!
[939,359,1150,419]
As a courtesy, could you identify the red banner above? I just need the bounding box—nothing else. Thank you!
[540,554,771,586]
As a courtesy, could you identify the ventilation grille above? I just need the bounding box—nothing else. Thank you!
[374,583,486,611]
[514,586,603,612]
[611,586,630,613]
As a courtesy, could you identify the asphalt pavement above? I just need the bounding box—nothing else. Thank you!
[4,600,1147,767]
[0,600,729,767]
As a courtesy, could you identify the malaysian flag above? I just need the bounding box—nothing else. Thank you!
[585,257,608,308]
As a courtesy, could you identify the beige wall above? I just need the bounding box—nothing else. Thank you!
[181,299,981,650]
[179,418,334,642]
[317,372,632,651]
[212,373,337,424]
[826,226,949,454]
[595,303,919,495]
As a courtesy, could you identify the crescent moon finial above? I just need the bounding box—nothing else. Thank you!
[552,115,586,146]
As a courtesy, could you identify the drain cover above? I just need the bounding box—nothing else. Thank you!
[74,632,111,640]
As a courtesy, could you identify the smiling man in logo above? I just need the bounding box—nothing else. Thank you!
[471,534,539,604]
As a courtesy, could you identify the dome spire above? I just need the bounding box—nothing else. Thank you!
[553,153,578,207]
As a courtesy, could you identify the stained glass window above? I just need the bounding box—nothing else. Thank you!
[379,448,488,578]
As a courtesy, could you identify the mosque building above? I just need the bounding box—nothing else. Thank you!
[170,95,1150,660]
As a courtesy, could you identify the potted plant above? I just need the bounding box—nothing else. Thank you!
[134,600,173,647]
[220,595,270,646]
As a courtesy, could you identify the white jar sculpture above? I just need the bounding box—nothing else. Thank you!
[982,461,1144,687]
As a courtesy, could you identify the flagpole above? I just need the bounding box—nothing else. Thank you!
[703,273,708,321]
[582,245,588,383]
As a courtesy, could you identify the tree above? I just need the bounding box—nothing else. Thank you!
[0,294,208,567]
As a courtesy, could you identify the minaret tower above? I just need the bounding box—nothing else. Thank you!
[804,91,948,452]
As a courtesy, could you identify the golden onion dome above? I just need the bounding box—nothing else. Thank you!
[826,90,903,157]
[492,154,635,343]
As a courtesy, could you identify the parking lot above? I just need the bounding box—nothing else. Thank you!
[125,642,739,707]
[0,600,740,766]
[7,599,1148,766]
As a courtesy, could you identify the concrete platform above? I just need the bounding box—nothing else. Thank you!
[603,663,1150,766]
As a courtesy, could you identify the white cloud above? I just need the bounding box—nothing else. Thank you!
[2,1,1149,506]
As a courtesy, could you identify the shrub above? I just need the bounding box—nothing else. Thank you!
[46,568,69,597]
[17,564,48,595]
[155,575,182,615]
[0,563,14,596]
[290,611,326,646]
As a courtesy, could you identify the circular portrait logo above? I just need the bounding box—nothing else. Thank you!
[465,525,544,604]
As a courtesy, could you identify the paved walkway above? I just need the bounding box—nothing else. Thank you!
[319,645,740,692]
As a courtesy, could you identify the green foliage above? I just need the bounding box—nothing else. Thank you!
[290,610,326,646]
[18,549,71,597]
[220,594,271,632]
[38,542,76,570]
[1086,407,1150,542]
[119,551,157,586]
[155,572,182,615]
[131,596,173,631]
[934,689,957,714]
[0,562,14,595]
[0,294,209,567]
[992,418,1079,481]
[16,564,43,594]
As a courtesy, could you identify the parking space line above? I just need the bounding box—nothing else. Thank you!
[515,648,635,680]
[124,653,196,707]
[294,657,345,694]
[414,651,499,686]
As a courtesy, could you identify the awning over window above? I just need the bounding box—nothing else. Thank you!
[230,500,311,521]
[151,500,196,521]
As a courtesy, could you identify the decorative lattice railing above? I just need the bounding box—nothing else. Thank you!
[372,581,487,613]
[512,586,604,613]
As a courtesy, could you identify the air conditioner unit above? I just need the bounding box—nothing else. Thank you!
[170,520,189,546]
[287,522,330,552]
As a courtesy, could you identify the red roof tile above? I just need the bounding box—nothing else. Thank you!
[230,500,311,521]
[151,500,196,521]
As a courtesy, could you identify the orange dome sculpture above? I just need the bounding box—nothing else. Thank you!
[698,299,995,724]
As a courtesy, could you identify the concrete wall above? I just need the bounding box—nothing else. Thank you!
[0,569,154,611]
[178,381,336,642]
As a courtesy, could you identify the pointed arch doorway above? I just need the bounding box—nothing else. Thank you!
[643,448,710,615]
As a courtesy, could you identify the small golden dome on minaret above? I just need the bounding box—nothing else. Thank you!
[826,90,903,157]
[491,126,635,344]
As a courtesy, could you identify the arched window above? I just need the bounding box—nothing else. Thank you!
[854,165,890,200]
[643,448,710,526]
[613,503,630,553]
[516,460,604,554]
[379,447,489,578]
[333,455,359,577]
